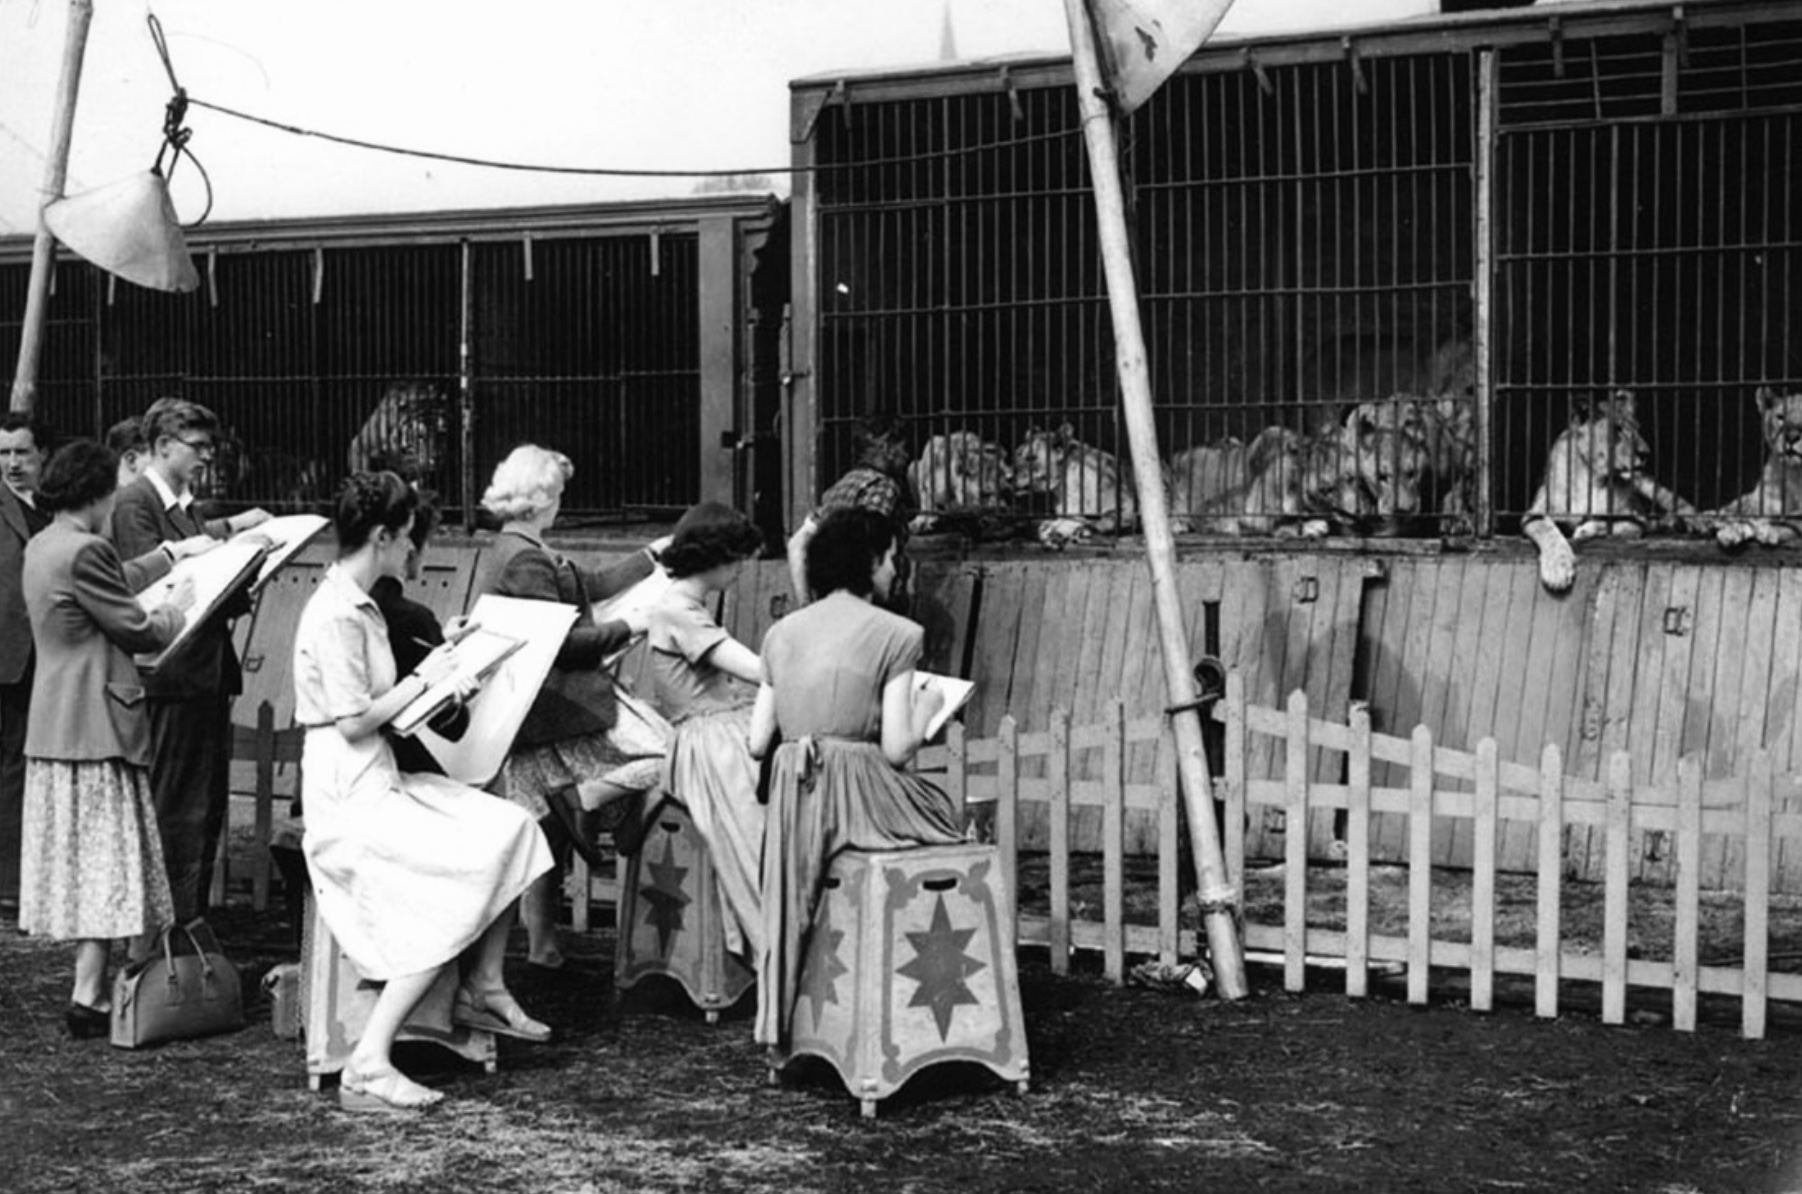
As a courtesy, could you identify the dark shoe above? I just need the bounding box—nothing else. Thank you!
[65,1002,109,1040]
[545,788,607,872]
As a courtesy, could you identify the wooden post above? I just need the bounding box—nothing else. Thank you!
[10,0,94,414]
[1060,0,1247,1000]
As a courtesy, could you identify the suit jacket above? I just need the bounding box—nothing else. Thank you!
[0,485,40,686]
[471,528,654,749]
[108,474,247,699]
[23,522,181,765]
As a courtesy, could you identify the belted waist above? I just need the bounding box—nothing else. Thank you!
[777,735,879,786]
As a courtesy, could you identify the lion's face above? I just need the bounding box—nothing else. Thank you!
[1013,426,1071,496]
[1758,387,1802,464]
[1343,400,1434,518]
[1571,392,1651,481]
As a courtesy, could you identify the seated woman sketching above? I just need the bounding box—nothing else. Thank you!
[749,506,963,1049]
[294,472,555,1113]
[645,502,768,959]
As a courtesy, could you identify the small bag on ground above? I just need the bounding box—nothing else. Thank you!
[111,919,246,1049]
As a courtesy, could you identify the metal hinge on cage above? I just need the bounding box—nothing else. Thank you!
[1241,49,1273,96]
[997,66,1025,122]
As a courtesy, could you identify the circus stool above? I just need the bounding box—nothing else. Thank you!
[771,842,1030,1118]
[614,797,755,1022]
[300,893,496,1090]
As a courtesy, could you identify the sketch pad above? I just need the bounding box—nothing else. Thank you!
[407,594,577,787]
[134,542,266,671]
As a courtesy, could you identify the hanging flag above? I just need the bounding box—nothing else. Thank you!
[1085,0,1238,113]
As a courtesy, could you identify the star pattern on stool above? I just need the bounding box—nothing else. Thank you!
[896,893,985,1041]
[798,899,848,1030]
[639,840,691,956]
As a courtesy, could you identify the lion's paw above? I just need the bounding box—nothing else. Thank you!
[1538,538,1576,593]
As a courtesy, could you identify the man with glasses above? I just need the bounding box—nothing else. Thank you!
[110,399,271,923]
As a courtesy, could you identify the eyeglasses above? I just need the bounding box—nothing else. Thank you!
[175,436,216,456]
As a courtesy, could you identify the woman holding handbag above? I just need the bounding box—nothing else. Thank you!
[295,472,554,1112]
[17,441,195,1038]
[473,444,672,974]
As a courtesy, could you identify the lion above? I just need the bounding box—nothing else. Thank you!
[346,380,451,481]
[909,431,1014,533]
[1697,387,1802,548]
[1524,390,1693,592]
[1013,424,1174,548]
[1169,427,1300,533]
[1344,392,1477,535]
[1220,399,1448,538]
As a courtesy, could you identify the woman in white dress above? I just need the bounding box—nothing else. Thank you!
[294,472,554,1113]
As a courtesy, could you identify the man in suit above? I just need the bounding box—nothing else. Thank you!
[110,399,270,922]
[0,414,51,917]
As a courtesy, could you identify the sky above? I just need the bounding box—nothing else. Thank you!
[0,0,1452,234]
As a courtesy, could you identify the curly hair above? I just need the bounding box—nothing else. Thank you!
[805,506,895,599]
[481,444,573,522]
[334,471,419,554]
[36,440,117,514]
[660,501,764,579]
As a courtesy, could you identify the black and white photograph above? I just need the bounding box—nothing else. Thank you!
[1,0,1799,1190]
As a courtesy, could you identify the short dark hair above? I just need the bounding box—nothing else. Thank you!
[852,414,911,482]
[408,488,443,552]
[105,418,147,458]
[334,471,419,554]
[805,506,895,599]
[0,412,51,453]
[142,398,218,447]
[660,501,764,579]
[37,440,118,513]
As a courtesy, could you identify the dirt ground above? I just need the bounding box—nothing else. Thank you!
[5,871,1802,1194]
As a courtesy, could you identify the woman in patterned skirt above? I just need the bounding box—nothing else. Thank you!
[473,445,672,971]
[18,441,193,1038]
[645,502,766,959]
[749,507,963,1048]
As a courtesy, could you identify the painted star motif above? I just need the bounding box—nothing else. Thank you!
[639,840,691,956]
[798,898,848,1030]
[896,894,985,1041]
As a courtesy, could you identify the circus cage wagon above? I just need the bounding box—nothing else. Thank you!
[784,0,1802,1033]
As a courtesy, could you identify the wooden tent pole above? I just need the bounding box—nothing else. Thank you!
[10,0,94,415]
[1060,0,1248,999]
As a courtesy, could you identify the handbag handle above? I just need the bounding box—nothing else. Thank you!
[159,921,216,986]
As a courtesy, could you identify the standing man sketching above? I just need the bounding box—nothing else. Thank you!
[109,400,271,922]
[0,414,52,918]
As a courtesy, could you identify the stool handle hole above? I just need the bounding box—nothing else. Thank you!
[923,877,957,892]
[823,877,841,890]
[660,821,681,832]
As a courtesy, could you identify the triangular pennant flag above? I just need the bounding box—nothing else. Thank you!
[1086,0,1237,113]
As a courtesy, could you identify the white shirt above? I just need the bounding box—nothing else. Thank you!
[146,467,194,513]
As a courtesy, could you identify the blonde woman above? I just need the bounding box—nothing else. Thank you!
[473,444,671,971]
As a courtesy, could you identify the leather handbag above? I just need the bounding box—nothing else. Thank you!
[110,919,246,1049]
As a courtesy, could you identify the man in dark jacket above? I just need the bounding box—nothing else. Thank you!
[109,400,270,921]
[0,414,50,916]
